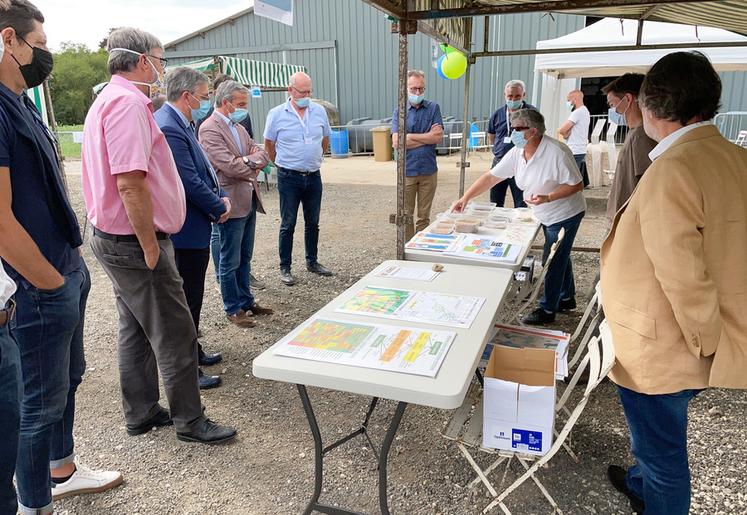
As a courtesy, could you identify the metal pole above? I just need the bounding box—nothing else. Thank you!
[395,19,409,260]
[458,19,473,197]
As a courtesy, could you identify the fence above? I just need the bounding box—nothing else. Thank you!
[55,131,83,159]
[714,112,747,144]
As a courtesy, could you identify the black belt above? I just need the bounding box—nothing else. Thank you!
[0,299,15,327]
[94,227,170,242]
[278,167,319,176]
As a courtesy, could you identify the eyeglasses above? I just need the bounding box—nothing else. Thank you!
[291,85,312,96]
[512,127,529,131]
[409,87,425,93]
[147,54,168,66]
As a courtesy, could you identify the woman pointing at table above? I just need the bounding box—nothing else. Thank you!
[453,108,586,325]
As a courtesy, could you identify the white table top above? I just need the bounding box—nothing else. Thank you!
[404,215,541,272]
[253,260,514,409]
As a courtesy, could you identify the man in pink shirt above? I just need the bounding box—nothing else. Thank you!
[81,27,235,444]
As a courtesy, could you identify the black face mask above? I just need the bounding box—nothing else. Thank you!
[11,36,54,89]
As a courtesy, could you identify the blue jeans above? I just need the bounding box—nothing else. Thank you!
[574,154,590,187]
[617,386,702,515]
[0,321,22,515]
[211,223,221,284]
[539,210,584,313]
[13,261,89,514]
[218,205,257,316]
[277,168,322,269]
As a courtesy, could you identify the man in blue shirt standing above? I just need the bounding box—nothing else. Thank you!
[486,79,535,208]
[392,70,444,241]
[0,2,121,513]
[264,71,332,286]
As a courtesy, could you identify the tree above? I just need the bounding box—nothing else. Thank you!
[99,27,121,50]
[48,42,110,125]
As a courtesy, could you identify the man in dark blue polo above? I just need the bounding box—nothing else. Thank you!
[486,79,535,207]
[391,69,444,241]
[0,2,121,513]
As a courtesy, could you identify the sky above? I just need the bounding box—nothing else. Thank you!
[33,0,251,51]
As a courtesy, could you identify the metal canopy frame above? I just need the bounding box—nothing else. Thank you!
[363,0,747,259]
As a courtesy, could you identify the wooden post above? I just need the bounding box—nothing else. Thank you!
[395,19,409,260]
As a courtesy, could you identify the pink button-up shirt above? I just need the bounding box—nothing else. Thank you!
[81,75,186,235]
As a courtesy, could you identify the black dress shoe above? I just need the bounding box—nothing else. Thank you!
[608,465,645,514]
[176,418,237,444]
[280,268,296,286]
[198,368,221,389]
[521,308,556,325]
[558,298,577,311]
[198,349,223,367]
[126,407,173,436]
[307,261,333,276]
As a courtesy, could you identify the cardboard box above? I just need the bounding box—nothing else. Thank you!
[490,323,570,379]
[482,345,556,455]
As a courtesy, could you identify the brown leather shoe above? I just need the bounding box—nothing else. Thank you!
[226,311,256,328]
[247,304,274,316]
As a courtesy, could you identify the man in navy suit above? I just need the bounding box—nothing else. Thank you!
[155,67,230,389]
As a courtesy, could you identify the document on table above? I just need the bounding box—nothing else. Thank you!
[405,232,461,252]
[446,237,523,263]
[273,318,456,377]
[374,264,440,282]
[335,286,485,328]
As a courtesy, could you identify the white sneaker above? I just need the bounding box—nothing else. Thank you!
[51,463,123,500]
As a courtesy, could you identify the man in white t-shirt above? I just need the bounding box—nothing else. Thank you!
[558,90,590,187]
[454,108,586,325]
[0,260,20,513]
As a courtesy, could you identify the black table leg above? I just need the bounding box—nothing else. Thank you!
[295,385,408,515]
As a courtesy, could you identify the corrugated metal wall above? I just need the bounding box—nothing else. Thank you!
[165,1,747,140]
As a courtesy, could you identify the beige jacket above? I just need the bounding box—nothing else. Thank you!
[601,125,747,394]
[199,112,268,218]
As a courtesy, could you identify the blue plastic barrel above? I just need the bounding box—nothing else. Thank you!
[330,128,349,159]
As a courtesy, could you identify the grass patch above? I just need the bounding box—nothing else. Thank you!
[56,124,83,159]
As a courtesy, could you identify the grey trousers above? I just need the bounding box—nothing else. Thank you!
[91,235,204,433]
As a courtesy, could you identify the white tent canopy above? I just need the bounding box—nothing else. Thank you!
[533,19,747,135]
[535,18,747,78]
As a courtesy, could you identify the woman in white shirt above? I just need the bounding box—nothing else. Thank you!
[454,108,586,325]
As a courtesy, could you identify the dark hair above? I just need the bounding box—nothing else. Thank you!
[602,73,645,97]
[639,51,721,124]
[213,73,231,91]
[0,0,44,39]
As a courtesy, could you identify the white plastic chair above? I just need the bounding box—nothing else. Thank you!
[442,323,615,514]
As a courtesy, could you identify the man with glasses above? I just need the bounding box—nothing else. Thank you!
[82,27,236,444]
[391,69,444,241]
[154,67,230,389]
[264,71,333,286]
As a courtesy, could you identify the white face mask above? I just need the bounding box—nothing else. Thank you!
[109,47,164,98]
[0,38,4,63]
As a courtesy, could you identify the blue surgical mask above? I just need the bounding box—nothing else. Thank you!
[506,99,522,110]
[229,107,249,124]
[566,101,574,110]
[294,97,310,108]
[189,94,211,121]
[608,96,630,127]
[510,129,528,148]
[408,93,425,105]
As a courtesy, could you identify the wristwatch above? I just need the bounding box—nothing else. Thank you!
[242,156,249,165]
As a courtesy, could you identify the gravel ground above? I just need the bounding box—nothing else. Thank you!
[54,157,746,515]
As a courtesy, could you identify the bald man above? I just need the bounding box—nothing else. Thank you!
[264,72,333,286]
[558,90,590,187]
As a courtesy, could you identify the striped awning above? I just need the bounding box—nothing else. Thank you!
[182,56,306,89]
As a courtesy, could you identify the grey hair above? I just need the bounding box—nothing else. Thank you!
[504,79,526,92]
[510,108,546,134]
[215,80,248,107]
[165,67,208,102]
[107,27,163,75]
[408,69,426,79]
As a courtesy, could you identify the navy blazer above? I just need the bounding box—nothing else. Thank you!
[154,104,226,249]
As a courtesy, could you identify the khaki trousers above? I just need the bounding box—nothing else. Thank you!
[404,172,438,241]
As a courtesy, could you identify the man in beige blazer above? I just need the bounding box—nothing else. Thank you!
[199,80,274,327]
[601,51,747,515]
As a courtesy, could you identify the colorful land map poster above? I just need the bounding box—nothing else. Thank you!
[447,237,522,263]
[335,286,485,329]
[273,318,455,377]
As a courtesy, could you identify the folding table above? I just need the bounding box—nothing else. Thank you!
[253,260,514,514]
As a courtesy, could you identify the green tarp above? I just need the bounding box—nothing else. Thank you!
[182,55,306,89]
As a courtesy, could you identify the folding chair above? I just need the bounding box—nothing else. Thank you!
[566,282,603,372]
[442,323,616,515]
[507,227,566,324]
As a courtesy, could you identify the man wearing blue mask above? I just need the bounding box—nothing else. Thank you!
[200,80,273,322]
[154,67,230,389]
[391,69,444,241]
[602,73,656,223]
[486,79,534,208]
